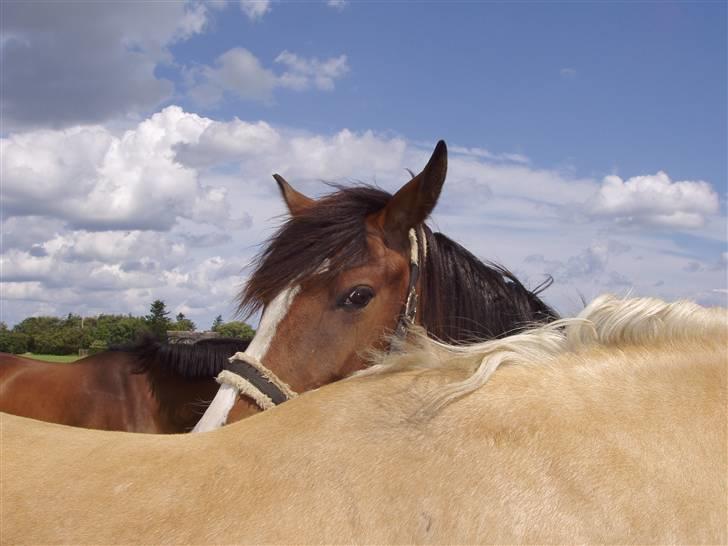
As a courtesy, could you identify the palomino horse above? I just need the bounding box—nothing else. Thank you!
[3,295,725,544]
[0,337,250,433]
[194,140,557,430]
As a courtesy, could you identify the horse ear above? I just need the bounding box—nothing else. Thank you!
[273,174,315,216]
[376,140,447,246]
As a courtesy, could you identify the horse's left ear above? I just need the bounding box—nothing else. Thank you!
[273,174,315,216]
[375,140,447,247]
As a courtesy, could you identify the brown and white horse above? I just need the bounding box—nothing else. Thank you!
[0,338,250,433]
[3,295,725,544]
[194,140,557,430]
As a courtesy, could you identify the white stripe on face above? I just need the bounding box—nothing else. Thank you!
[192,285,301,433]
[245,285,301,361]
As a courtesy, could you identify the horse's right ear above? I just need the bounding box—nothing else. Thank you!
[375,140,447,248]
[273,174,315,216]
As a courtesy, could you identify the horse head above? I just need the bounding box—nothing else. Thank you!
[195,140,556,430]
[194,142,446,428]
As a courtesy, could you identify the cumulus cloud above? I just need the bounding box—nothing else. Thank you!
[1,2,208,129]
[187,47,349,106]
[588,171,719,228]
[327,0,348,10]
[1,107,233,231]
[2,106,725,329]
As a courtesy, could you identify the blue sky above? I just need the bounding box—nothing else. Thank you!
[1,0,726,328]
[167,2,726,187]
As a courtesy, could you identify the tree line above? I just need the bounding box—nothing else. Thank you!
[0,300,255,355]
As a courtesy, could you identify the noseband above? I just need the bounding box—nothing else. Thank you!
[217,226,426,411]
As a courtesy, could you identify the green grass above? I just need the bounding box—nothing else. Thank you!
[22,353,81,363]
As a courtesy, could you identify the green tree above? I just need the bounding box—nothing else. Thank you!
[34,327,84,355]
[171,312,196,332]
[214,321,255,342]
[145,300,171,340]
[211,315,224,331]
[0,331,30,354]
[97,315,149,346]
[13,316,65,352]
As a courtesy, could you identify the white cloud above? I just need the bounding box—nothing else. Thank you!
[2,106,725,329]
[188,48,279,104]
[187,47,349,106]
[239,0,271,21]
[326,0,348,10]
[589,171,719,228]
[560,67,577,79]
[451,145,530,164]
[275,51,350,91]
[1,106,232,231]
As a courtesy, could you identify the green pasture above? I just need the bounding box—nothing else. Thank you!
[22,353,81,363]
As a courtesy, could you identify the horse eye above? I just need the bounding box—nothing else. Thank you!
[340,286,375,310]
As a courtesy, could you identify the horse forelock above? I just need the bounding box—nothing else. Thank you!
[238,185,392,318]
[360,294,727,415]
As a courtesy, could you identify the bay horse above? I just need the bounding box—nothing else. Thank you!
[194,140,558,430]
[0,337,250,433]
[3,295,725,544]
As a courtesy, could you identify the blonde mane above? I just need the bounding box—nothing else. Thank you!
[359,294,728,414]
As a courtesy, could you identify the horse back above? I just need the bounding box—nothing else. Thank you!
[0,351,159,432]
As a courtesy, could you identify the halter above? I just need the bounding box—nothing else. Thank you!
[217,226,426,411]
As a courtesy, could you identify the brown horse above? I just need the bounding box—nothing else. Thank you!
[3,296,725,544]
[194,140,558,430]
[0,337,251,433]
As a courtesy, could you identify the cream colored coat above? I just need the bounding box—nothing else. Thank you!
[2,296,726,544]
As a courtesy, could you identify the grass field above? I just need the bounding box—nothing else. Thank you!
[21,353,81,363]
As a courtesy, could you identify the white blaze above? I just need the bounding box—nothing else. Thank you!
[192,285,301,433]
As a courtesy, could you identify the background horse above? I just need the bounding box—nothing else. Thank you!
[195,140,558,429]
[0,337,250,433]
[3,295,725,544]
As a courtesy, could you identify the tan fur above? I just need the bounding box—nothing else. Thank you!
[2,296,726,544]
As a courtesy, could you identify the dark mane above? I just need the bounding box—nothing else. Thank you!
[115,337,250,378]
[420,230,558,342]
[240,185,391,316]
[239,183,558,341]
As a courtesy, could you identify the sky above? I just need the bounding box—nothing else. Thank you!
[1,0,726,330]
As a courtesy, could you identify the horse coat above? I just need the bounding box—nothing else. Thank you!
[2,295,726,544]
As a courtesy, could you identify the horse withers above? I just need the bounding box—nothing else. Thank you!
[195,140,557,429]
[3,295,725,544]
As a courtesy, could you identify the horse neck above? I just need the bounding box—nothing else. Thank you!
[139,342,246,433]
[418,230,558,343]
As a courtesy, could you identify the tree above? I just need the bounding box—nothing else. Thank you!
[211,315,224,331]
[214,321,255,342]
[0,331,29,354]
[145,300,171,340]
[171,312,196,332]
[13,316,65,352]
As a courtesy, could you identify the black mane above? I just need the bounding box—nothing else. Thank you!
[115,337,250,378]
[420,230,557,342]
[240,183,558,342]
